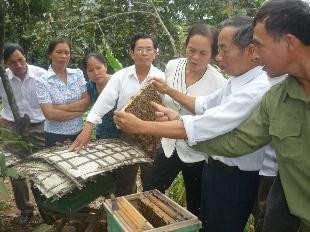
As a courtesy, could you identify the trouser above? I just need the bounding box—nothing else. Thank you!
[44,132,79,148]
[262,174,300,232]
[200,158,259,232]
[144,146,204,217]
[0,119,45,214]
[252,175,275,232]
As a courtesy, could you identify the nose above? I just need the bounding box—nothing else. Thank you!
[215,52,223,63]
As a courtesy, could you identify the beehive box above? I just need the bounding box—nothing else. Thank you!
[103,190,201,232]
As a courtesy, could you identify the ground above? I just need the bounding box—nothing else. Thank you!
[0,170,143,232]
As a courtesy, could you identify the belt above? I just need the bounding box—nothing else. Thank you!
[208,157,240,173]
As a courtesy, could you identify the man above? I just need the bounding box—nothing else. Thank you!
[0,43,47,224]
[70,32,165,195]
[191,1,310,231]
[115,16,282,232]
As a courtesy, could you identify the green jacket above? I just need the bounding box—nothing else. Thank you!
[194,76,310,230]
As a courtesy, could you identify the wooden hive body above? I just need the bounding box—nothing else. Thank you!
[104,190,202,232]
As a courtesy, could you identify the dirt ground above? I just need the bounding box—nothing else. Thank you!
[0,170,143,232]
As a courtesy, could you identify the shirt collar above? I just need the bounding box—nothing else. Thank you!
[229,66,264,93]
[129,64,154,80]
[46,65,77,79]
[7,64,30,81]
[282,76,309,103]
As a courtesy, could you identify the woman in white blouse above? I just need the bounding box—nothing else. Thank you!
[36,38,90,147]
[144,24,227,216]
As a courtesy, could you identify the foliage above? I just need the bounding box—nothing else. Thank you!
[167,172,186,206]
[4,0,265,71]
[0,127,31,199]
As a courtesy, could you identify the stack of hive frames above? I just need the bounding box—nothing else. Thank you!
[11,139,151,200]
[121,81,163,158]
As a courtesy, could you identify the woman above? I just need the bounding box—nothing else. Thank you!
[144,23,227,216]
[83,53,121,139]
[36,38,90,147]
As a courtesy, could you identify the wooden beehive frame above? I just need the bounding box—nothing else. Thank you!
[120,81,163,158]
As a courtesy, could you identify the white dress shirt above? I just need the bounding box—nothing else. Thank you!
[162,58,227,163]
[182,66,272,171]
[87,64,165,124]
[0,65,46,123]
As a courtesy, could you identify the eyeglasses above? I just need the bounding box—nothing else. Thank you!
[136,48,156,54]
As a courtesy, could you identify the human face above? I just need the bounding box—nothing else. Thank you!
[216,27,253,76]
[130,38,156,68]
[186,34,212,72]
[253,22,290,77]
[49,42,70,69]
[5,50,27,78]
[86,57,108,83]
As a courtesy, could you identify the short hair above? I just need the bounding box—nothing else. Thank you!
[254,0,310,45]
[220,16,254,51]
[3,43,25,63]
[47,38,72,55]
[129,32,158,51]
[185,23,219,59]
[83,53,107,70]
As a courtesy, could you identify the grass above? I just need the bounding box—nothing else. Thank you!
[167,173,255,232]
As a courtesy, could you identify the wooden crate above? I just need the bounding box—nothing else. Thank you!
[103,190,202,232]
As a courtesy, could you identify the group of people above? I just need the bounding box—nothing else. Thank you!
[0,0,309,231]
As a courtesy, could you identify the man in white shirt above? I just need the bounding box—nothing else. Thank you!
[115,17,279,232]
[70,33,165,195]
[0,43,47,225]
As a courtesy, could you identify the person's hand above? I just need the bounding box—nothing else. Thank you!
[151,102,179,121]
[69,122,93,152]
[113,111,144,134]
[150,77,170,94]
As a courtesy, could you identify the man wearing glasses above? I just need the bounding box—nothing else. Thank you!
[70,32,165,195]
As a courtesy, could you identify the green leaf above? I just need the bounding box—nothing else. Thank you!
[6,168,19,179]
[0,182,9,200]
[105,48,123,72]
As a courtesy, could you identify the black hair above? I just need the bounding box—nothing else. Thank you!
[129,32,158,51]
[185,23,219,59]
[254,0,310,45]
[47,38,72,55]
[83,53,107,70]
[3,43,25,63]
[220,16,254,51]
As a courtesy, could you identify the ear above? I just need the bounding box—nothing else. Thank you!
[129,50,134,59]
[247,44,259,62]
[283,34,299,50]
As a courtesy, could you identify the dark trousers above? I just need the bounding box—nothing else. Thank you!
[262,174,300,232]
[144,146,204,217]
[45,132,79,148]
[200,158,259,232]
[0,120,45,214]
[252,175,275,232]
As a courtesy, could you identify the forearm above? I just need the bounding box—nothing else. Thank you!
[41,104,84,121]
[139,120,187,139]
[53,94,91,112]
[166,87,196,113]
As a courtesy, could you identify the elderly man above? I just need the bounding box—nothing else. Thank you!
[0,43,47,224]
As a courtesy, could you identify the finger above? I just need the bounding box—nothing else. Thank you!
[151,101,163,111]
[155,111,165,117]
[156,116,169,122]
